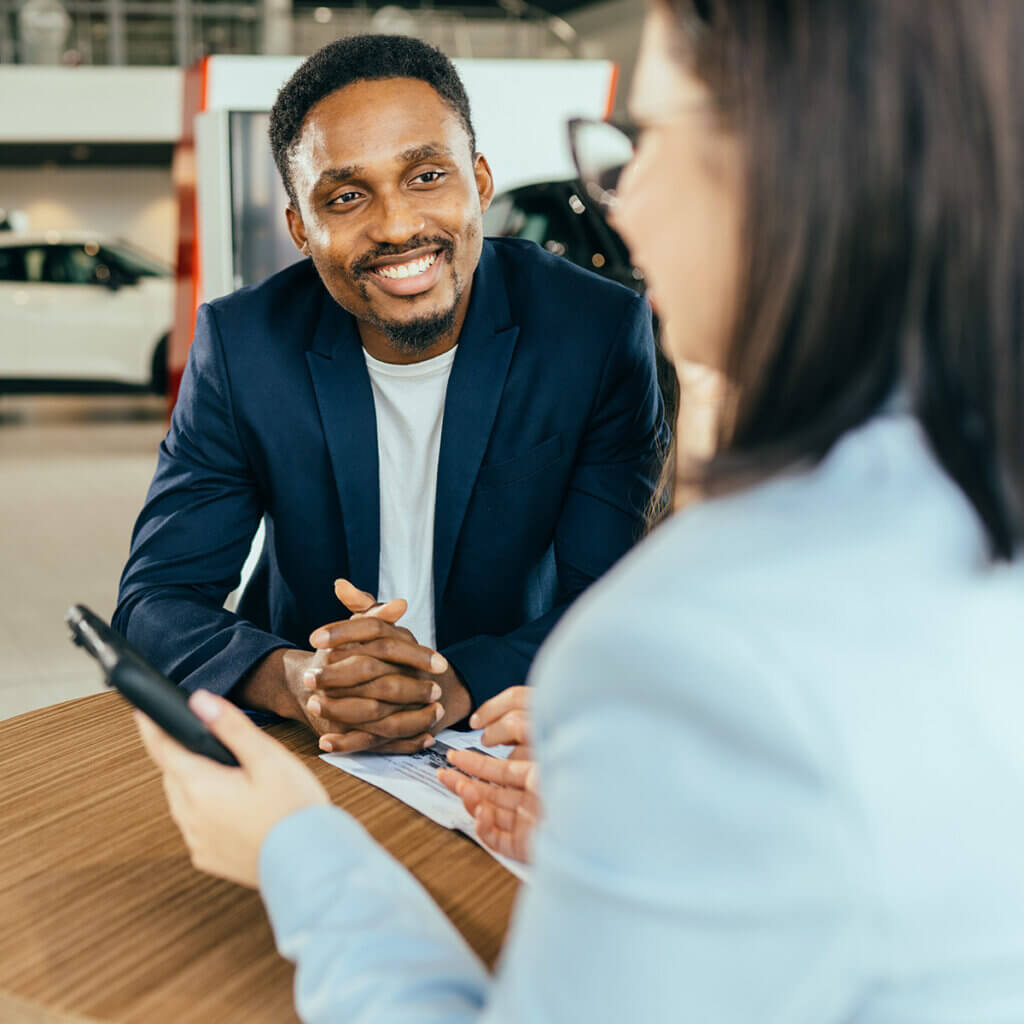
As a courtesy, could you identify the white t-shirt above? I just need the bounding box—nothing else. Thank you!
[362,345,457,650]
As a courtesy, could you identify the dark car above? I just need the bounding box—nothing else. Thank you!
[484,179,678,425]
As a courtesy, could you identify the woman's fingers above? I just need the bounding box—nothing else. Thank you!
[447,748,535,789]
[468,685,530,730]
[474,801,532,863]
[438,766,540,818]
[481,708,531,749]
[438,761,538,865]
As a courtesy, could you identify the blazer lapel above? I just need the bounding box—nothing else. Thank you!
[434,242,519,610]
[305,293,380,597]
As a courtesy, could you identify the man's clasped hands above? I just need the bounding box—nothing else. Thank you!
[137,577,540,886]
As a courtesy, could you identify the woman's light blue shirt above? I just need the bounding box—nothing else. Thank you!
[259,410,1024,1022]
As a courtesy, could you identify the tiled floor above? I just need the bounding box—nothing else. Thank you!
[0,394,167,721]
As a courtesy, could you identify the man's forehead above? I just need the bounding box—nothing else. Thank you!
[295,78,466,167]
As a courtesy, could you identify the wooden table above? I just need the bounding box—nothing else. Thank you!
[0,692,519,1023]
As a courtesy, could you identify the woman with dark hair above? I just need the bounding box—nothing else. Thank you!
[138,1,1024,1020]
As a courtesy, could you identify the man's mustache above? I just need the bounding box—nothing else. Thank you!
[351,237,455,278]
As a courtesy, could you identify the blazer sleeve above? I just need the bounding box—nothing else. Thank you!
[112,304,293,696]
[441,295,668,707]
[257,593,871,1023]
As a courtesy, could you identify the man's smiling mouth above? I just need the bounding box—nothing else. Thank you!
[372,251,439,281]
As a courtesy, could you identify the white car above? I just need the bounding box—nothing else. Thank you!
[0,232,174,394]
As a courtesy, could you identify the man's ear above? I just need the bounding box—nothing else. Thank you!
[474,153,496,214]
[285,205,310,255]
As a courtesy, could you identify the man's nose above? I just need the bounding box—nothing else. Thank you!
[368,189,426,245]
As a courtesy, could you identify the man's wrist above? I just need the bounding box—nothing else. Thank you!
[236,648,308,721]
[437,663,473,730]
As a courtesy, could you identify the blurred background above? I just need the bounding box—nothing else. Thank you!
[0,0,654,720]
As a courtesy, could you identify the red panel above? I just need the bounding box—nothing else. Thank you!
[167,56,210,412]
[604,62,619,121]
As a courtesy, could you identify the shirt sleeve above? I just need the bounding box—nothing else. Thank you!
[260,804,490,1024]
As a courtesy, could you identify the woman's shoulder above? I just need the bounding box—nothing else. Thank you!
[531,410,1012,720]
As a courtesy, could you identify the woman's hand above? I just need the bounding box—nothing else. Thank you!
[135,690,330,888]
[438,686,540,864]
[467,684,532,755]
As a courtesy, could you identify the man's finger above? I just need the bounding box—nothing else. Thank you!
[309,620,447,675]
[305,693,416,725]
[317,647,445,686]
[334,579,409,625]
[319,729,383,755]
[357,702,444,740]
[360,598,407,623]
[320,730,435,755]
[467,686,530,730]
[365,734,437,754]
[316,676,439,705]
[333,578,377,612]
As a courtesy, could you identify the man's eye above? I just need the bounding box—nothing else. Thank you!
[413,171,446,185]
[331,191,362,205]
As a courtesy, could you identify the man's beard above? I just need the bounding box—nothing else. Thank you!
[352,236,462,354]
[359,287,462,354]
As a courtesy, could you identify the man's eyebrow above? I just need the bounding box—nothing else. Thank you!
[311,145,453,193]
[312,166,363,193]
[399,144,454,164]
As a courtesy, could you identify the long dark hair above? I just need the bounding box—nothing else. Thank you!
[666,0,1023,560]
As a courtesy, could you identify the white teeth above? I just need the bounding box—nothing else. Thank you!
[375,251,438,280]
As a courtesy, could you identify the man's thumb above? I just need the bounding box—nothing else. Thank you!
[188,690,269,766]
[334,578,376,612]
[363,597,406,623]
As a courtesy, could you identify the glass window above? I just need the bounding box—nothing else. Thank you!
[104,243,169,279]
[41,246,73,284]
[65,245,102,285]
[482,195,515,236]
[23,247,45,283]
[0,247,27,282]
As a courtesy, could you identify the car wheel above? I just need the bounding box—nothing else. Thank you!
[150,336,169,395]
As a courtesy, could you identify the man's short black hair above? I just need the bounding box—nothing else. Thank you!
[269,34,477,207]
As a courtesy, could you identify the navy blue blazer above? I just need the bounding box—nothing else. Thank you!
[114,238,666,707]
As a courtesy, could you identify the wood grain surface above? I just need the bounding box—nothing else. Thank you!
[0,692,519,1023]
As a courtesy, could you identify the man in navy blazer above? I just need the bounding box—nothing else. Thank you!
[114,35,664,753]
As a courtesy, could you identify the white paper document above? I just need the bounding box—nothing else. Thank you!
[321,730,529,882]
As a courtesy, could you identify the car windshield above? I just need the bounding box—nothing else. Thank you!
[105,242,170,279]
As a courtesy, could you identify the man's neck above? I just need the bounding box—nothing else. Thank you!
[358,327,458,365]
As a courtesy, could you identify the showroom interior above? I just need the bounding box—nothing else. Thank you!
[0,0,644,720]
[4,3,1024,1021]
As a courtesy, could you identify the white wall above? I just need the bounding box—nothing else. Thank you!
[0,166,177,264]
[0,67,182,142]
[570,0,646,114]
